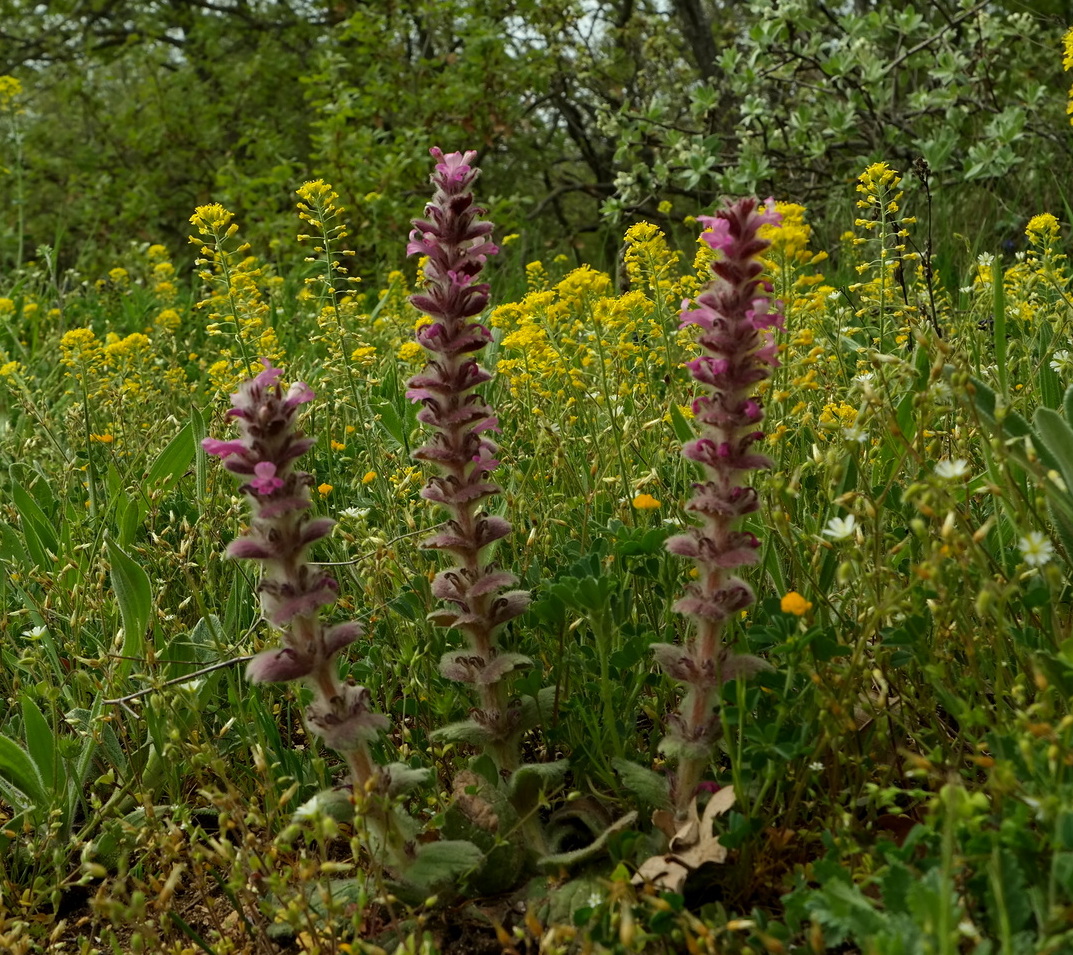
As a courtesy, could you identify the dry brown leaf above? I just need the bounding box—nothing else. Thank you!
[632,786,736,892]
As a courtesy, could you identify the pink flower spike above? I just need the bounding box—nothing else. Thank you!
[285,381,315,407]
[252,358,283,388]
[430,147,478,183]
[249,461,285,495]
[756,198,782,228]
[202,438,248,459]
[698,216,733,252]
[246,647,313,683]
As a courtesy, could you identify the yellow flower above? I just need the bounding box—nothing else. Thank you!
[657,199,673,214]
[362,471,377,484]
[189,203,235,236]
[398,341,425,362]
[525,260,549,291]
[1026,213,1060,245]
[0,298,14,316]
[155,308,181,332]
[780,591,812,616]
[317,483,333,496]
[296,179,341,210]
[60,328,103,367]
[761,202,812,260]
[0,360,20,377]
[632,493,661,510]
[90,433,115,444]
[0,75,22,111]
[330,440,346,451]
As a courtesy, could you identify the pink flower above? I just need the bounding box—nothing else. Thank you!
[249,461,284,495]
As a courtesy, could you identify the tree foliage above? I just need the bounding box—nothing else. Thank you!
[0,0,1070,275]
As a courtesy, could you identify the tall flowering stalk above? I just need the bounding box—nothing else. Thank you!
[202,360,386,787]
[406,148,531,774]
[654,198,783,819]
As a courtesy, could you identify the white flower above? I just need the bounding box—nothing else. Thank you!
[929,380,952,402]
[809,761,825,772]
[934,458,970,480]
[23,625,47,639]
[1050,349,1073,375]
[822,515,857,541]
[842,426,868,443]
[340,507,370,521]
[976,252,995,268]
[1018,531,1054,568]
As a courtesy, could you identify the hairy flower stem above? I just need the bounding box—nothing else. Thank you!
[653,198,783,820]
[406,148,531,776]
[202,361,388,793]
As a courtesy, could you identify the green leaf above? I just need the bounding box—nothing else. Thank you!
[966,376,1033,441]
[516,685,558,733]
[431,718,495,745]
[70,696,103,790]
[1033,408,1073,495]
[403,840,484,892]
[509,759,569,816]
[293,788,354,825]
[1039,324,1063,410]
[1048,498,1073,568]
[611,757,670,809]
[371,397,408,450]
[0,519,30,567]
[382,762,433,798]
[894,391,916,445]
[538,811,638,871]
[1063,384,1073,426]
[146,420,195,491]
[111,489,142,548]
[0,734,47,809]
[12,478,58,554]
[21,696,58,796]
[106,536,153,680]
[668,403,694,445]
[191,405,209,504]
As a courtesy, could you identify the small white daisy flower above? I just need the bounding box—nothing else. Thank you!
[934,458,969,481]
[1050,350,1073,375]
[822,515,858,541]
[1018,531,1054,567]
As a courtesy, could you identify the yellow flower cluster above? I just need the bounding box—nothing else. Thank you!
[147,243,180,304]
[848,163,923,349]
[57,325,178,446]
[999,212,1071,331]
[622,222,682,306]
[492,223,715,410]
[0,75,22,112]
[190,203,283,390]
